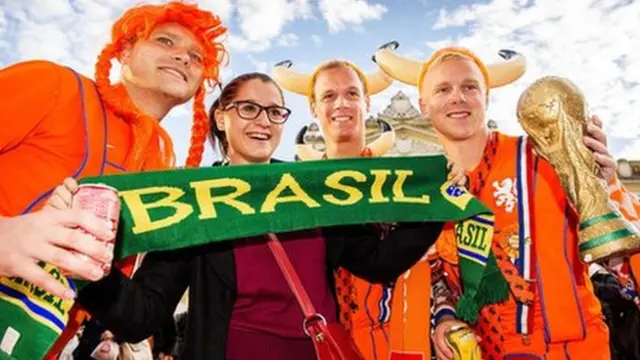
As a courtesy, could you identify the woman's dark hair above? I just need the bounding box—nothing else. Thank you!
[208,72,285,159]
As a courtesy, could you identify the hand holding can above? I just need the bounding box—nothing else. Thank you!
[70,183,120,275]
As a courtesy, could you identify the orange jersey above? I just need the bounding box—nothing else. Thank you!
[606,176,640,302]
[438,132,609,359]
[0,60,134,215]
[339,254,435,360]
[0,60,142,358]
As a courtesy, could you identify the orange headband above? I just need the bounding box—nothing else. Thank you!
[417,46,490,96]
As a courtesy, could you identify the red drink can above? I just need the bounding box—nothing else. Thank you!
[71,183,120,274]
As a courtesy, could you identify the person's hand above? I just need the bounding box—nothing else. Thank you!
[45,177,78,210]
[447,159,468,188]
[583,114,617,183]
[91,337,119,360]
[0,209,114,300]
[432,317,469,360]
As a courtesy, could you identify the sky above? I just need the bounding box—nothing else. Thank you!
[1,0,639,165]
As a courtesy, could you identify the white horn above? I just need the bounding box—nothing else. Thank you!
[372,41,421,86]
[294,125,324,161]
[487,49,527,88]
[272,60,311,96]
[368,119,396,157]
[366,69,393,95]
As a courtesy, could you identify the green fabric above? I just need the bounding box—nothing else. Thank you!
[0,155,506,359]
[0,262,75,360]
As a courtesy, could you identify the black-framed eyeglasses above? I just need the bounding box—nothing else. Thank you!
[225,100,291,124]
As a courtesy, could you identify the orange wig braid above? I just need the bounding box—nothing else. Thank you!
[94,1,227,170]
[185,86,209,167]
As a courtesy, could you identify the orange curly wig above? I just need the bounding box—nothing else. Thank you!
[95,1,227,170]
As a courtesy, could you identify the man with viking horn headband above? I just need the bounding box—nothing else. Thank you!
[273,58,397,360]
[0,2,227,358]
[273,58,467,360]
[374,43,637,359]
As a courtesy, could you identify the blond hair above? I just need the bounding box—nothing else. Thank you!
[308,60,369,103]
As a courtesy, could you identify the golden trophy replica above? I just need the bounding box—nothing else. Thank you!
[445,324,482,360]
[517,76,640,263]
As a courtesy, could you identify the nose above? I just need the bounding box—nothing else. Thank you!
[449,87,467,104]
[333,94,350,109]
[254,110,270,127]
[172,51,190,66]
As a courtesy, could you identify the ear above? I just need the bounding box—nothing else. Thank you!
[364,95,371,113]
[119,42,133,65]
[419,96,429,117]
[214,109,226,131]
[309,100,318,118]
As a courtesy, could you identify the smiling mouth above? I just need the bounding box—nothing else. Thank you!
[247,132,271,140]
[331,115,353,123]
[447,111,471,119]
[159,67,187,82]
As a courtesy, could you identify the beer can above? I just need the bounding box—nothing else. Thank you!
[445,324,482,360]
[71,183,120,274]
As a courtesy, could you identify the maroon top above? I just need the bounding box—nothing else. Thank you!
[226,229,337,360]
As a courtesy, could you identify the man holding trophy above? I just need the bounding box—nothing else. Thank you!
[374,44,640,359]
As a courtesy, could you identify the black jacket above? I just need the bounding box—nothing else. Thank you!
[78,222,443,360]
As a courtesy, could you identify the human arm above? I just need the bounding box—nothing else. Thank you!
[77,247,192,343]
[430,227,469,360]
[329,221,445,284]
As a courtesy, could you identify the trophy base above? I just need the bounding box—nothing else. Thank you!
[579,211,640,263]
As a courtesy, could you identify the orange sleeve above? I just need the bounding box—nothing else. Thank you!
[435,222,459,265]
[607,175,640,227]
[0,60,65,153]
[606,176,640,284]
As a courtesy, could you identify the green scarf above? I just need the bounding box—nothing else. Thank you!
[0,156,505,359]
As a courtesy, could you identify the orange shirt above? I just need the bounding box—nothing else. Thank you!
[0,60,141,358]
[0,60,133,215]
[606,176,640,300]
[437,133,609,359]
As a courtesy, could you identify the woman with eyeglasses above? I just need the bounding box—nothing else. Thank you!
[209,73,291,165]
[62,72,445,360]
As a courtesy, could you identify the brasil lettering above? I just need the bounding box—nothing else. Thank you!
[74,156,495,261]
[123,169,432,235]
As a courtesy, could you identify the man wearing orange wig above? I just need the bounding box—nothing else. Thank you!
[0,2,227,358]
[374,43,639,359]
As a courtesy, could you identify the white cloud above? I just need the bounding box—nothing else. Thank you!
[430,0,640,157]
[246,54,269,73]
[318,0,387,32]
[276,33,299,47]
[310,34,323,47]
[224,0,310,53]
[225,33,272,53]
[235,0,311,45]
[22,0,74,22]
[199,0,234,23]
[2,1,116,75]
